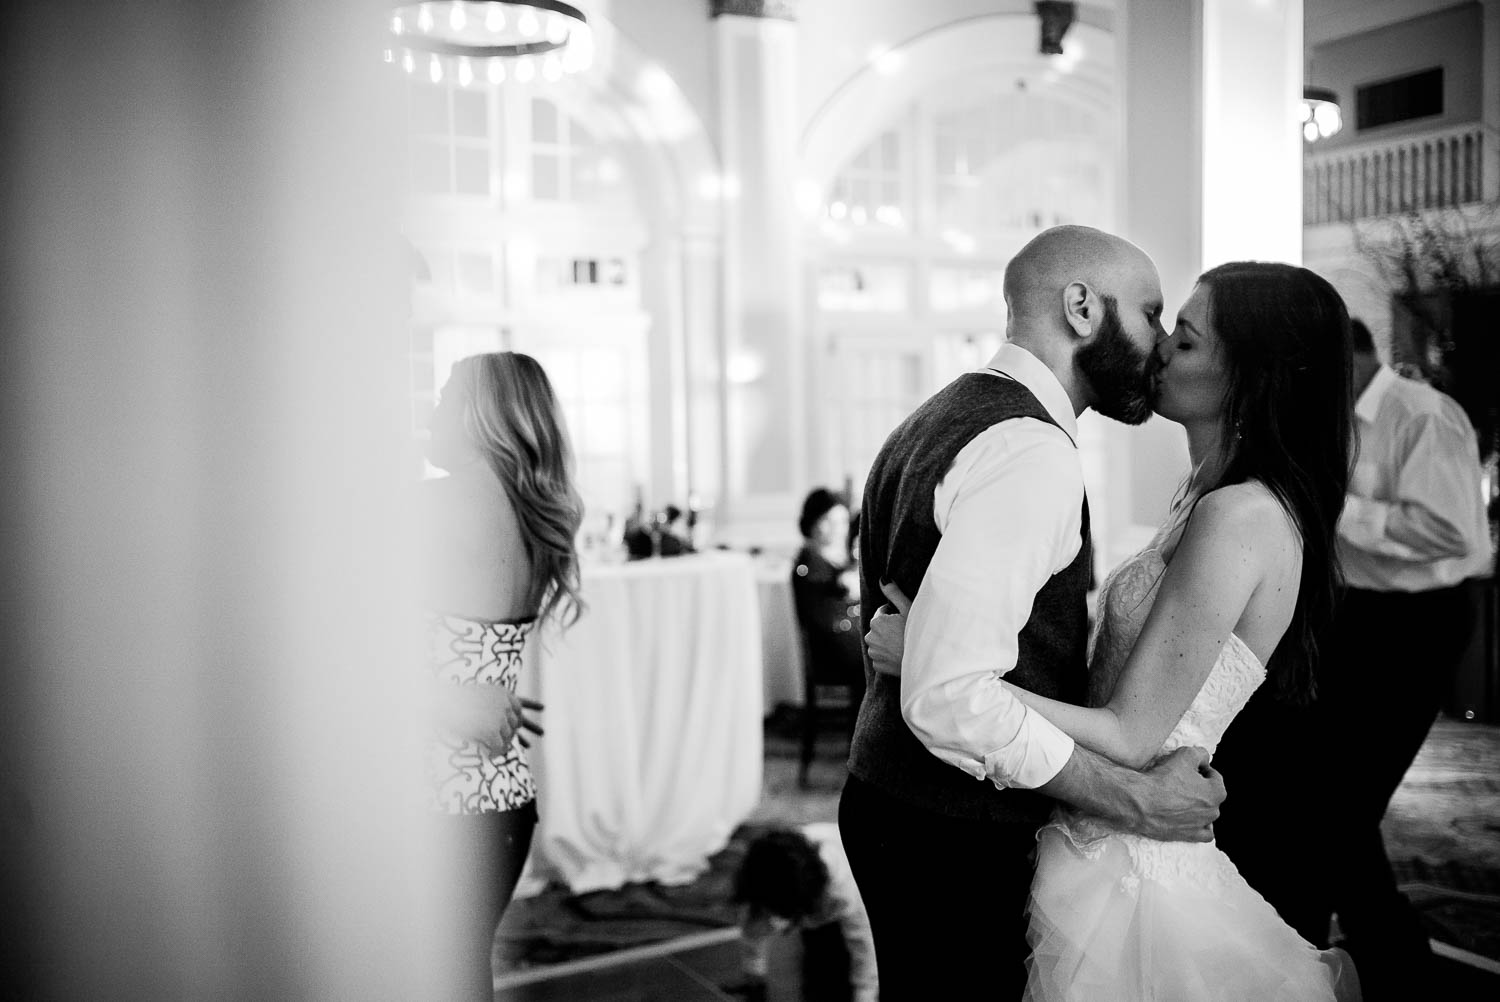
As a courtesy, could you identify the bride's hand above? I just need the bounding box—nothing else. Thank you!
[864,581,913,677]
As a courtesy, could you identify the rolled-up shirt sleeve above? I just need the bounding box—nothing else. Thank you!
[899,418,1082,790]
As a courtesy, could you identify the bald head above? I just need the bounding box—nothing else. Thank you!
[998,226,1165,421]
[1003,225,1158,324]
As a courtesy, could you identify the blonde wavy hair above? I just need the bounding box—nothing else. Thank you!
[449,352,585,628]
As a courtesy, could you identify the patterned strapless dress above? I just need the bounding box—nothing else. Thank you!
[1023,546,1361,1002]
[427,612,537,815]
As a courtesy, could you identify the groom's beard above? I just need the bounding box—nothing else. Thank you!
[1077,297,1156,426]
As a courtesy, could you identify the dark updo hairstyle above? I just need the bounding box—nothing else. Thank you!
[797,487,847,541]
[732,828,829,922]
[1193,262,1355,704]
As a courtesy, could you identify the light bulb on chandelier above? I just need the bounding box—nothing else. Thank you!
[386,2,594,84]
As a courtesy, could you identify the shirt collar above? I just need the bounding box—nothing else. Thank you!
[983,342,1080,441]
[1355,364,1397,424]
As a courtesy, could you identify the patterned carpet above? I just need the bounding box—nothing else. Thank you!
[1385,718,1500,960]
[495,713,1500,977]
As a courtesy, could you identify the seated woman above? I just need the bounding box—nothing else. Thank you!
[791,488,864,693]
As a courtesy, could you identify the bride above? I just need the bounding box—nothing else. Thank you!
[868,262,1362,1001]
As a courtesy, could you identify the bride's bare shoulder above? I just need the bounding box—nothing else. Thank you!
[1189,481,1299,551]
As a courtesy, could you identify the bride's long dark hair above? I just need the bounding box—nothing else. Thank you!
[1194,262,1354,704]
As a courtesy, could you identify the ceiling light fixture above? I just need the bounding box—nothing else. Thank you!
[389,2,593,83]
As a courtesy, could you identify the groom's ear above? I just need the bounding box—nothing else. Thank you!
[1062,281,1101,340]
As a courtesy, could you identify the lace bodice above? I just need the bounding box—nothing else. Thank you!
[1050,539,1268,887]
[1086,548,1266,757]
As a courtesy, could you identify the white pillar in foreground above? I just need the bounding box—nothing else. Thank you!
[713,3,806,539]
[1200,0,1304,267]
[1116,0,1305,542]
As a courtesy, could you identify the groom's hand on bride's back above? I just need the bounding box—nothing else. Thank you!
[1131,746,1226,843]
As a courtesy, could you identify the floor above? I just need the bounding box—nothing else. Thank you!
[496,713,1500,1000]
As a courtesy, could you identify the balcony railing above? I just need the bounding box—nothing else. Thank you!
[1304,123,1499,226]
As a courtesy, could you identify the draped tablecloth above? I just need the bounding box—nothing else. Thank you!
[756,558,806,710]
[519,551,764,894]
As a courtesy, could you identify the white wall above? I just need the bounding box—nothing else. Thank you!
[1310,2,1483,151]
[606,0,720,141]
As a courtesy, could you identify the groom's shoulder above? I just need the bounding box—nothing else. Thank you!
[911,371,1047,424]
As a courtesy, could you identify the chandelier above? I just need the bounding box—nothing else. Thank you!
[1300,86,1343,143]
[387,1,594,84]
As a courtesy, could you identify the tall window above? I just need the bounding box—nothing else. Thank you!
[812,87,1112,492]
[933,94,1102,232]
[407,80,493,197]
[402,82,649,516]
[826,129,908,228]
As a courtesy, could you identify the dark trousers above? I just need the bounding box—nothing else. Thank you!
[800,922,854,1002]
[433,802,538,1002]
[839,774,1037,1000]
[1317,584,1474,999]
[1213,684,1332,945]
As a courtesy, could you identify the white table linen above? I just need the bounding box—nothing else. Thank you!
[520,551,764,894]
[756,559,806,710]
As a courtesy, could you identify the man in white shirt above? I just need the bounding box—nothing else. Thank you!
[1316,319,1492,1000]
[840,226,1226,999]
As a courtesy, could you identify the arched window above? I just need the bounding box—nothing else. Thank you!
[809,82,1114,494]
[402,80,650,519]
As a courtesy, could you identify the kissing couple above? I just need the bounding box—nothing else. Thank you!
[839,226,1362,1001]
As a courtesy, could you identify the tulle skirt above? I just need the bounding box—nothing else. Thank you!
[1024,817,1360,1001]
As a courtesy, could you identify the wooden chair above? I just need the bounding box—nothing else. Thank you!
[795,614,866,789]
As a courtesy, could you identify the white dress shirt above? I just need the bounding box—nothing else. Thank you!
[1338,365,1493,591]
[900,342,1081,791]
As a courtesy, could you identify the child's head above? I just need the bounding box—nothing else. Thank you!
[733,828,830,924]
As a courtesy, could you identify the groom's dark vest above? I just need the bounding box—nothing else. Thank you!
[848,371,1092,828]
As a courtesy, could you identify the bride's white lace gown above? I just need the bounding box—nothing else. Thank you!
[1024,533,1361,1001]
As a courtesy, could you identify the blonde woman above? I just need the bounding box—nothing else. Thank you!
[421,352,584,1000]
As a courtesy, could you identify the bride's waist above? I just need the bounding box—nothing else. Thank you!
[1041,810,1234,886]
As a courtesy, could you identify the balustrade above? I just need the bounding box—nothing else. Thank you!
[1304,123,1498,225]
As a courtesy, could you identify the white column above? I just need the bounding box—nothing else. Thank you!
[1200,0,1304,267]
[640,233,691,502]
[1115,0,1304,547]
[1115,0,1199,552]
[680,229,729,522]
[714,10,805,539]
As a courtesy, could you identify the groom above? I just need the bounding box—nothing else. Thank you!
[838,226,1226,999]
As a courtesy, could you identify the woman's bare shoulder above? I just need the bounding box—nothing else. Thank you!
[417,474,523,556]
[1188,481,1300,558]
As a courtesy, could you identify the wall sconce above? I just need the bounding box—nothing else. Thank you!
[1035,1,1077,56]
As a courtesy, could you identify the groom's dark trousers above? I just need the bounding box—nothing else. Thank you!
[840,373,1094,1000]
[840,775,1039,999]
